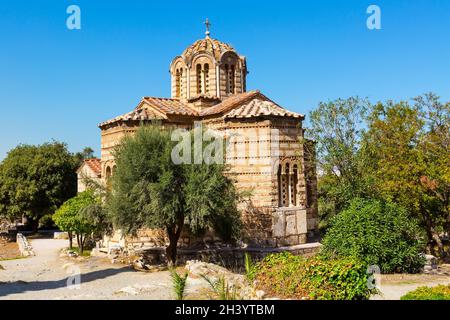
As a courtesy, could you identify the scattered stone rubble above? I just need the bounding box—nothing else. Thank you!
[59,248,79,258]
[53,232,69,240]
[423,254,438,272]
[184,260,268,300]
[422,254,450,276]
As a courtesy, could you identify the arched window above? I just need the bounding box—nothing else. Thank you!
[175,69,181,98]
[277,164,283,206]
[196,64,202,94]
[292,165,298,206]
[285,163,290,206]
[105,166,112,180]
[204,63,209,94]
[179,68,183,97]
[230,65,235,94]
[278,162,299,208]
[224,64,235,94]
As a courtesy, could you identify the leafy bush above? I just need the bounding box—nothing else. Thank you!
[321,198,426,273]
[39,214,56,229]
[253,252,374,300]
[53,190,106,253]
[401,285,450,300]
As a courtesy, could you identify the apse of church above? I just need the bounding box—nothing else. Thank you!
[95,20,318,248]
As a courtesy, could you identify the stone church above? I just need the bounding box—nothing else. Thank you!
[79,23,318,249]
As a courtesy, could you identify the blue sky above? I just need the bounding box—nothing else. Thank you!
[1,0,449,159]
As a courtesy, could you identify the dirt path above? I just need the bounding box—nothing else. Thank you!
[371,270,450,300]
[0,238,187,300]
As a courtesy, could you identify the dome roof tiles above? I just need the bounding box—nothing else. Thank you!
[181,37,236,61]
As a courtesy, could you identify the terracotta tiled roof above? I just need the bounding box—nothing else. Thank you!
[225,98,304,119]
[182,37,235,61]
[99,97,198,127]
[99,91,303,127]
[200,90,304,119]
[200,91,261,116]
[99,107,166,127]
[142,97,198,116]
[81,158,101,177]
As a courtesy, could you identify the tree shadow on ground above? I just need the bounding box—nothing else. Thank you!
[0,266,134,297]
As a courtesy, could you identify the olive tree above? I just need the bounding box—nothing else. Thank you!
[107,125,241,265]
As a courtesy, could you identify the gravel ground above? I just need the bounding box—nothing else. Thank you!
[2,238,450,300]
[0,238,206,300]
[371,269,450,300]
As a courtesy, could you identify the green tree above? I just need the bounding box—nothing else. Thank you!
[107,125,241,266]
[73,147,96,165]
[321,198,426,273]
[53,190,106,253]
[363,96,449,257]
[0,142,78,229]
[363,100,425,210]
[306,97,372,229]
[414,93,450,256]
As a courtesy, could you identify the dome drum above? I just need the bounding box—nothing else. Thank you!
[170,36,247,102]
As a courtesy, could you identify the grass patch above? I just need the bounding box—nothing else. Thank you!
[401,285,450,300]
[66,247,92,257]
[0,255,26,261]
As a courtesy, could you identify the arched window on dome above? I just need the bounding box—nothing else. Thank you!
[224,63,236,94]
[224,64,229,92]
[230,65,235,94]
[204,63,209,94]
[175,69,181,98]
[225,64,229,93]
[196,64,202,94]
[179,68,184,98]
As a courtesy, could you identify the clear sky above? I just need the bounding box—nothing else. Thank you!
[1,0,449,159]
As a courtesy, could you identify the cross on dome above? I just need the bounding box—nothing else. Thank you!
[204,18,211,37]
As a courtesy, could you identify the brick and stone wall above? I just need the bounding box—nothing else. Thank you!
[97,115,318,250]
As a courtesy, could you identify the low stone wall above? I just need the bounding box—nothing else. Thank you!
[133,242,322,270]
[16,233,34,257]
[54,231,70,240]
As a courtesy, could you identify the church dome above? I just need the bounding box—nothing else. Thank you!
[181,36,236,62]
[170,20,247,101]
